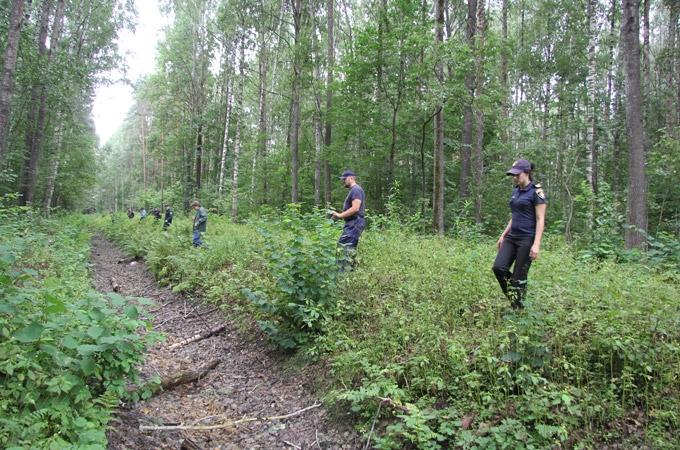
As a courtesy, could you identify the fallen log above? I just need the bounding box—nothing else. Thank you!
[167,325,227,350]
[161,359,220,390]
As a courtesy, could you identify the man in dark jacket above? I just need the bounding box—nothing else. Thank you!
[191,201,207,247]
[163,206,173,229]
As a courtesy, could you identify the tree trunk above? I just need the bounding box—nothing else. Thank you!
[586,0,598,197]
[666,3,678,132]
[473,0,486,223]
[218,59,233,196]
[195,124,203,191]
[289,0,303,204]
[43,121,64,217]
[324,0,334,204]
[459,0,477,200]
[501,0,509,130]
[0,0,26,164]
[433,0,445,235]
[19,0,53,205]
[621,0,648,249]
[256,29,269,207]
[231,33,245,222]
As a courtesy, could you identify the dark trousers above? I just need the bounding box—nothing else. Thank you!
[338,217,365,271]
[492,233,534,308]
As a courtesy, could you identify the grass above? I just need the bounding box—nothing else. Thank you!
[94,211,680,449]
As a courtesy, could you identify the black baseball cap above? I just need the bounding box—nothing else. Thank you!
[339,170,356,179]
[506,159,532,175]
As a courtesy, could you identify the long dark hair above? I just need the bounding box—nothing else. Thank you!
[527,162,536,181]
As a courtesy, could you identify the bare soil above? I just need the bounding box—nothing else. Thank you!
[90,236,363,450]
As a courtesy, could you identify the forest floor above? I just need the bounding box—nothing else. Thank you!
[90,237,363,450]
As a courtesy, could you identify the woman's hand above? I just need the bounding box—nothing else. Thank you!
[530,244,540,260]
[496,236,504,250]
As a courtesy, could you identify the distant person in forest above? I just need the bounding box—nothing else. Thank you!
[152,207,161,220]
[139,208,147,220]
[191,200,207,247]
[127,207,134,219]
[331,170,366,270]
[163,206,173,230]
[492,159,547,310]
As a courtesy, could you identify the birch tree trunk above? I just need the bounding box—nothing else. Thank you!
[43,121,64,217]
[289,0,303,204]
[231,32,245,222]
[586,0,598,195]
[324,0,334,204]
[218,51,233,196]
[433,0,445,235]
[473,0,486,223]
[621,0,648,249]
[0,0,26,164]
[459,0,477,200]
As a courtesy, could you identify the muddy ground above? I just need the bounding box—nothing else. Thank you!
[90,236,364,450]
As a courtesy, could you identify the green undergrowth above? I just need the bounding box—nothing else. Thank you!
[0,202,159,449]
[93,209,680,449]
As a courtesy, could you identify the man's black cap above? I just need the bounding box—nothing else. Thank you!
[339,170,356,179]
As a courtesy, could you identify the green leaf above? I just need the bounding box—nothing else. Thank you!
[87,325,105,339]
[63,334,80,349]
[80,357,96,375]
[13,322,44,342]
[124,305,139,319]
[107,292,126,307]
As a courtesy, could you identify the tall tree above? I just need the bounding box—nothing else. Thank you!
[289,0,304,203]
[231,30,245,221]
[0,0,27,164]
[324,0,334,204]
[459,0,477,200]
[473,0,486,223]
[433,0,445,235]
[621,0,648,248]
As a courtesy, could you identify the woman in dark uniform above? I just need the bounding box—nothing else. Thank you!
[492,159,547,309]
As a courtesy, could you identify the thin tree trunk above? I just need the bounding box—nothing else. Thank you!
[256,28,269,207]
[501,0,509,131]
[666,3,678,132]
[195,124,202,191]
[231,33,245,222]
[43,121,64,217]
[324,0,334,204]
[586,0,598,197]
[289,0,303,204]
[473,0,486,223]
[621,0,648,249]
[459,0,477,200]
[0,0,27,164]
[433,0,445,235]
[218,60,233,196]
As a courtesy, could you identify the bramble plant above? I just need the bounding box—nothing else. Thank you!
[0,209,160,449]
[243,204,340,349]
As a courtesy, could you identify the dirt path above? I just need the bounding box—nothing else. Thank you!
[90,237,363,450]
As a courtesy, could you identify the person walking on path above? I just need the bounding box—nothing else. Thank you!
[191,201,207,247]
[163,206,173,230]
[492,159,547,310]
[331,170,366,270]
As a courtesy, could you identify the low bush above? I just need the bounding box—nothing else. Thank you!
[0,205,159,449]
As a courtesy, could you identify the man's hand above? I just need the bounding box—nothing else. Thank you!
[331,211,342,220]
[496,236,504,250]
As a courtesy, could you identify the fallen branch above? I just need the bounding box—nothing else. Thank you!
[160,359,220,390]
[117,256,138,264]
[139,402,322,432]
[180,438,202,450]
[167,325,227,350]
